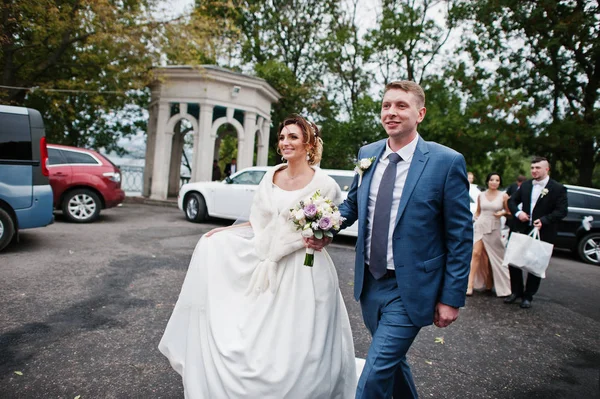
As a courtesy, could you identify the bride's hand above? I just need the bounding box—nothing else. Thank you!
[205,227,226,237]
[303,236,332,251]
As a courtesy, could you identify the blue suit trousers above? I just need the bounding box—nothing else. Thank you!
[357,271,421,399]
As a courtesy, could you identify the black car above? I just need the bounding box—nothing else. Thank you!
[554,185,600,265]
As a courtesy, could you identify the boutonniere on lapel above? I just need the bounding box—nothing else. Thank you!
[354,157,376,187]
[540,188,549,198]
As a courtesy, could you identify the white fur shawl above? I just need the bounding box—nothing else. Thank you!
[246,163,342,295]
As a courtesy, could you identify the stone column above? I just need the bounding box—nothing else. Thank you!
[192,103,214,182]
[257,119,270,166]
[150,103,174,200]
[190,108,203,183]
[253,116,265,166]
[240,111,256,169]
[143,103,158,197]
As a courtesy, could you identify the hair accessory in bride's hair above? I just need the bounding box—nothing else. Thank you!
[309,121,320,142]
[310,121,319,137]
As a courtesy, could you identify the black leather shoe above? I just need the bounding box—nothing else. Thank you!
[504,294,520,304]
[520,299,532,309]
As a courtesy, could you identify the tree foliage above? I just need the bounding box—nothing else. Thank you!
[194,0,354,164]
[366,0,457,84]
[318,0,372,118]
[0,0,220,152]
[3,0,598,187]
[455,0,600,186]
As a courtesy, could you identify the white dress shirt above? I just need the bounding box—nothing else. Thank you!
[531,176,549,212]
[515,176,549,221]
[365,134,419,270]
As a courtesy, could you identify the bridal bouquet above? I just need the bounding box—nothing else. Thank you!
[289,190,345,266]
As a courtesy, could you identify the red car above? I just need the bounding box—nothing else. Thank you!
[47,144,125,223]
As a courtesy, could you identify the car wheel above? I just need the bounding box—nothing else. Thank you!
[0,208,15,252]
[62,189,101,223]
[185,192,207,222]
[577,232,600,265]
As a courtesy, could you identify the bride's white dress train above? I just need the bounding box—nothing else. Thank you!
[159,186,357,398]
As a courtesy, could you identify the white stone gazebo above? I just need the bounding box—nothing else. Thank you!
[143,65,281,200]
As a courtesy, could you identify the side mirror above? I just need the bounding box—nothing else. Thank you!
[225,176,233,184]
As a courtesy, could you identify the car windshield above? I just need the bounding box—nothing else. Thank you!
[231,171,266,185]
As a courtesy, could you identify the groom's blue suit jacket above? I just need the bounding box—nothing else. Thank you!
[339,137,473,327]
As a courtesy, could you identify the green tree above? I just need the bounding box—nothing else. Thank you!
[319,0,372,117]
[363,0,513,174]
[1,1,154,149]
[366,0,458,84]
[0,0,221,151]
[194,0,344,164]
[455,0,600,187]
[308,0,381,167]
[318,95,382,169]
[420,69,534,175]
[253,59,314,164]
[218,130,238,170]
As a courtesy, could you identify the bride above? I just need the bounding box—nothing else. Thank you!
[159,115,357,398]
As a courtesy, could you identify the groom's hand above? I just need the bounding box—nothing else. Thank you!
[303,236,332,251]
[518,212,530,222]
[434,303,459,328]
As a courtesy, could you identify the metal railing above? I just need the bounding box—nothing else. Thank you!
[119,165,144,193]
[117,165,190,194]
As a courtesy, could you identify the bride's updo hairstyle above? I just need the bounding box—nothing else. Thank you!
[278,114,323,166]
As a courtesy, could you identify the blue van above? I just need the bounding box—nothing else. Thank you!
[0,105,54,251]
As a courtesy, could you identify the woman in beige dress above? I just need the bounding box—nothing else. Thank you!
[467,172,512,297]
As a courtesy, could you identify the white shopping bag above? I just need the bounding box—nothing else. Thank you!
[502,228,553,278]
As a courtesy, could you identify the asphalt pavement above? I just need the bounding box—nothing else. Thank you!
[0,203,598,398]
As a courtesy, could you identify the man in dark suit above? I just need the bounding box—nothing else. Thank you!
[506,174,526,197]
[505,157,568,308]
[311,80,472,398]
[224,157,237,177]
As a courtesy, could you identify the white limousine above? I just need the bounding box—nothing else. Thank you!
[178,167,359,237]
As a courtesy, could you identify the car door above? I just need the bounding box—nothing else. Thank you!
[555,190,589,248]
[212,170,266,219]
[61,148,102,182]
[47,148,72,205]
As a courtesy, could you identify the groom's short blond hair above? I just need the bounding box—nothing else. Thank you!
[384,81,426,108]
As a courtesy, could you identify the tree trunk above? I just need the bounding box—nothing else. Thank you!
[577,139,595,187]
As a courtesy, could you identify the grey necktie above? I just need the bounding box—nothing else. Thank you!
[369,153,402,279]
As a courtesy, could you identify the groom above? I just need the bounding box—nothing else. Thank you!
[314,81,473,398]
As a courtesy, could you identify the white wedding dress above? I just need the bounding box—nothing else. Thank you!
[159,185,357,398]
